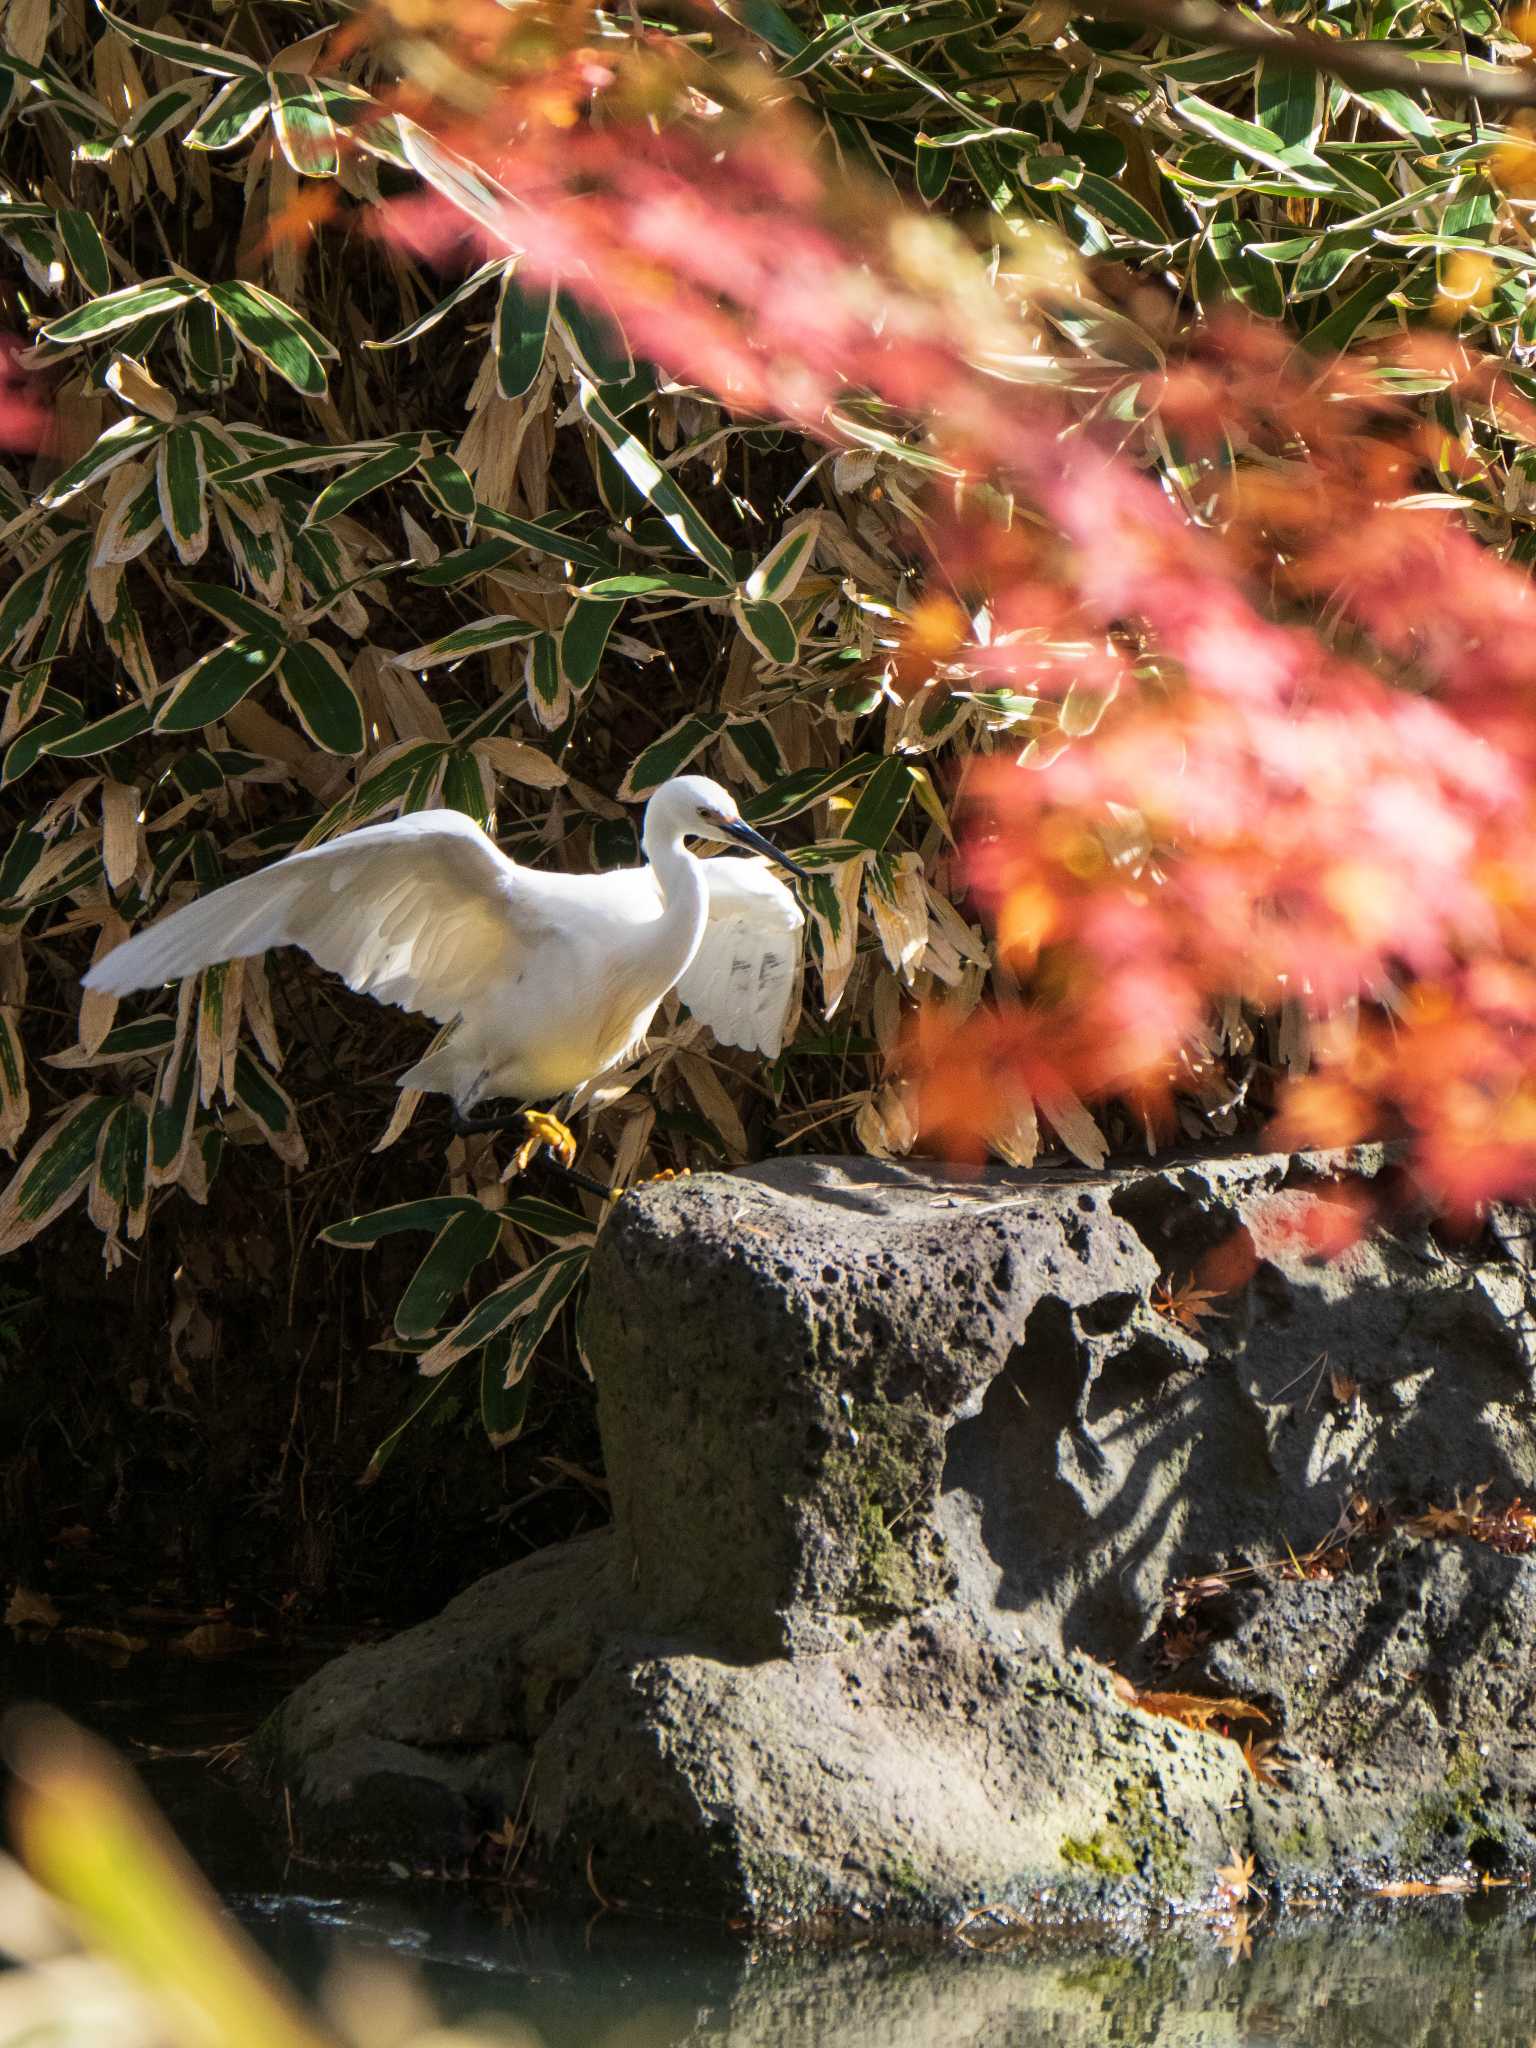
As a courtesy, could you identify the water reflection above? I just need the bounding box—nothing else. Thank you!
[5,1634,1536,2048]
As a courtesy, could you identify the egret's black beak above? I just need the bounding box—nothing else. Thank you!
[722,817,813,884]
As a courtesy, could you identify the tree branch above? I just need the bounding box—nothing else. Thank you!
[1075,0,1536,113]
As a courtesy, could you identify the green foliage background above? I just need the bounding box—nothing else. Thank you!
[0,0,1527,1593]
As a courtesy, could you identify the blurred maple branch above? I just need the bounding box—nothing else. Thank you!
[1076,0,1536,110]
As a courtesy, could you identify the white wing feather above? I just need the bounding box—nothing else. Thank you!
[676,855,805,1057]
[83,810,539,1026]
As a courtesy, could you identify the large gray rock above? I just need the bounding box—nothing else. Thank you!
[259,1148,1536,1920]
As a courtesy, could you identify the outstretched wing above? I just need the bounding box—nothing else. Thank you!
[676,854,804,1057]
[84,810,540,1026]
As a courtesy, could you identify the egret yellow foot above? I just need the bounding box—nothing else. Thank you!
[512,1108,579,1175]
[619,1166,693,1198]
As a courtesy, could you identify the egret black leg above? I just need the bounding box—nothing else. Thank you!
[451,1103,526,1137]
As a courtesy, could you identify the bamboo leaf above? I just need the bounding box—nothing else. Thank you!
[157,637,284,732]
[578,384,736,582]
[269,69,337,178]
[419,1242,590,1377]
[96,3,266,80]
[0,1095,114,1255]
[41,277,198,346]
[156,423,209,564]
[559,597,622,688]
[322,1196,487,1246]
[395,1205,503,1337]
[617,712,725,800]
[394,616,538,668]
[276,640,364,754]
[495,268,552,399]
[39,415,165,508]
[207,280,335,396]
[305,440,417,524]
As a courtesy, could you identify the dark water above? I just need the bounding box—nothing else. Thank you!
[6,1632,1536,2046]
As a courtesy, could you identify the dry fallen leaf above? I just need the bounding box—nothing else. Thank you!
[1151,1273,1228,1335]
[1216,1848,1257,1903]
[5,1587,60,1632]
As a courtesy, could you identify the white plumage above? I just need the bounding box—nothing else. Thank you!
[84,774,808,1120]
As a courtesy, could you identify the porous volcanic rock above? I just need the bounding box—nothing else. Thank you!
[260,1149,1536,1921]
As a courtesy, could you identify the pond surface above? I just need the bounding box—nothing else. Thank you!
[5,1632,1536,2046]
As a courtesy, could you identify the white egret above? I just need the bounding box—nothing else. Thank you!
[84,774,810,1172]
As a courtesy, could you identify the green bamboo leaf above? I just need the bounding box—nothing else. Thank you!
[745,519,819,604]
[553,290,631,385]
[4,709,84,787]
[724,715,787,789]
[207,280,335,396]
[480,1333,531,1446]
[559,597,622,689]
[43,279,199,349]
[578,384,736,582]
[498,1194,593,1240]
[121,76,211,147]
[150,1031,197,1178]
[416,452,476,521]
[0,1096,114,1255]
[525,632,565,726]
[744,752,884,825]
[38,415,165,507]
[55,208,111,295]
[42,697,156,758]
[413,539,520,589]
[184,72,271,150]
[322,1195,488,1246]
[419,1242,590,1377]
[1256,59,1325,157]
[174,582,284,638]
[394,616,538,668]
[440,747,491,826]
[0,1003,27,1146]
[276,640,364,754]
[915,136,954,202]
[1301,271,1398,354]
[396,117,516,236]
[96,3,266,79]
[844,755,915,851]
[305,440,418,525]
[231,1047,305,1159]
[360,1368,458,1486]
[473,504,614,574]
[366,261,505,348]
[495,269,552,400]
[579,571,729,600]
[732,597,798,666]
[616,712,725,801]
[156,637,284,732]
[270,70,337,178]
[395,1205,504,1338]
[156,423,209,564]
[1171,95,1333,186]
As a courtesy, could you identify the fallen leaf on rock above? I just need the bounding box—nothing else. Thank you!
[1151,1274,1228,1334]
[1216,1849,1257,1903]
[5,1587,59,1631]
[60,1627,147,1653]
[1113,1672,1270,1734]
[1372,1876,1475,1896]
[1240,1733,1289,1786]
[170,1622,264,1658]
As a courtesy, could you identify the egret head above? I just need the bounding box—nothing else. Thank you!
[647,775,812,882]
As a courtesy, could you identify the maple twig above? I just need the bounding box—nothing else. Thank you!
[1075,0,1536,113]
